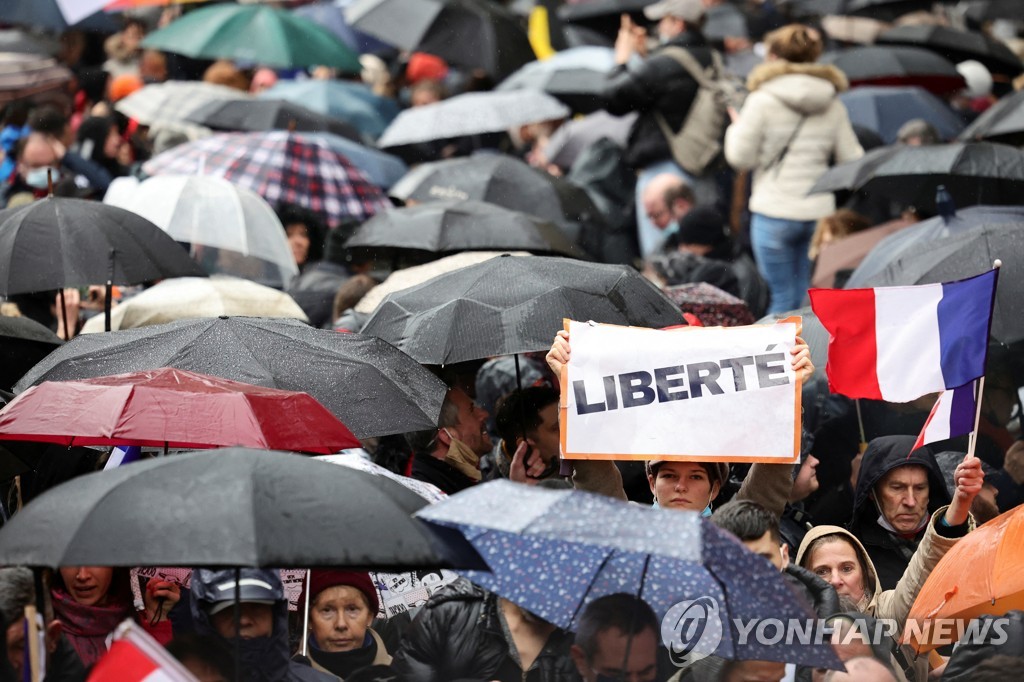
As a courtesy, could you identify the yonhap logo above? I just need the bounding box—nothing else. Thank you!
[661,596,724,667]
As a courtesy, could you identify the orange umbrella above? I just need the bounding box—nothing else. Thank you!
[903,504,1024,653]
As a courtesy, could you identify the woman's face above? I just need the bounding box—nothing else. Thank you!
[806,539,866,604]
[309,586,374,653]
[103,125,122,160]
[648,462,718,512]
[59,566,114,606]
[286,224,311,266]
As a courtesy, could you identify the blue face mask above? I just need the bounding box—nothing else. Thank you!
[25,166,58,189]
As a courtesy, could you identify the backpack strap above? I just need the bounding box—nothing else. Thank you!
[656,46,718,88]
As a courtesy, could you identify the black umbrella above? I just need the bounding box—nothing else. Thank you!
[808,145,900,194]
[184,99,360,141]
[876,25,1023,79]
[785,0,933,21]
[346,0,534,80]
[0,316,61,393]
[822,46,964,96]
[839,86,965,144]
[557,0,653,42]
[960,89,1024,146]
[0,448,485,568]
[854,142,1024,214]
[345,200,587,258]
[389,154,607,241]
[964,0,1019,22]
[13,316,446,439]
[863,223,1021,345]
[361,254,685,365]
[494,46,615,114]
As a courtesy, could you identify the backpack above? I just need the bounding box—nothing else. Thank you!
[654,46,745,176]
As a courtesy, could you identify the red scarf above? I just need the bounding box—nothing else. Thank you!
[51,588,133,668]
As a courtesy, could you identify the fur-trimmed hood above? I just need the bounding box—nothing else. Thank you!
[746,61,849,116]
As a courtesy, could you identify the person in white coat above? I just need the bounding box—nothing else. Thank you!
[724,24,863,313]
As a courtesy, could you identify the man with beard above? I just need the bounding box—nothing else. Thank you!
[407,388,493,495]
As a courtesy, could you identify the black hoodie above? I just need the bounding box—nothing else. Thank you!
[849,436,950,591]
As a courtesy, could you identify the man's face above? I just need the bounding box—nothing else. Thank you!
[873,465,929,534]
[571,626,658,682]
[447,389,492,455]
[6,618,59,679]
[643,196,672,230]
[741,531,787,572]
[658,16,685,43]
[209,603,274,640]
[17,135,59,184]
[528,403,561,464]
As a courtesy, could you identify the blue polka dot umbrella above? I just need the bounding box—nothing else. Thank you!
[418,480,842,671]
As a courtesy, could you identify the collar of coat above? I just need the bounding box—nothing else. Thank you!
[746,61,849,93]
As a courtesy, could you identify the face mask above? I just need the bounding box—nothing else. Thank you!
[443,428,482,482]
[25,166,58,190]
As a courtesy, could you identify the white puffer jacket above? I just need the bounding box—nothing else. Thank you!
[724,61,864,221]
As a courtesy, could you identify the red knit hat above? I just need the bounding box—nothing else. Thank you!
[406,52,448,84]
[299,570,379,615]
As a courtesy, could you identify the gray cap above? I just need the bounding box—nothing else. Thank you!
[644,0,705,22]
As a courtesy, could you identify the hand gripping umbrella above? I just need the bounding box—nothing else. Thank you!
[418,481,842,671]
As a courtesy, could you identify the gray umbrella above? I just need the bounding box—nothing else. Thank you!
[0,448,485,568]
[361,254,684,365]
[345,200,587,258]
[0,53,72,106]
[378,91,569,148]
[543,111,635,171]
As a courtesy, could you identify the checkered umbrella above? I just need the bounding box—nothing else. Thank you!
[142,131,389,227]
[115,81,251,128]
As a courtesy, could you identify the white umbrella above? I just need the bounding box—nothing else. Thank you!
[80,276,308,333]
[377,90,570,148]
[104,175,298,287]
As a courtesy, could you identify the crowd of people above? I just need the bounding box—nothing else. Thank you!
[1,0,1023,680]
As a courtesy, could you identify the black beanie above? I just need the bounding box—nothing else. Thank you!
[676,206,728,247]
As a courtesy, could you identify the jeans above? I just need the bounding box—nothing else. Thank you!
[750,213,816,314]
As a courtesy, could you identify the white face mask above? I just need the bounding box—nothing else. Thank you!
[25,166,59,189]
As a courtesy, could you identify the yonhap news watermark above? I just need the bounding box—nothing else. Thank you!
[661,596,1010,666]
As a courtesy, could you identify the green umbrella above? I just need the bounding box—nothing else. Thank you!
[141,4,361,72]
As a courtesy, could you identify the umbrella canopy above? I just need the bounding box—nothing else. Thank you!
[0,316,62,393]
[495,47,615,114]
[959,89,1024,146]
[853,142,1024,214]
[2,0,116,32]
[261,80,399,140]
[862,223,1023,345]
[142,4,361,72]
[904,504,1024,653]
[876,25,1023,78]
[417,481,842,670]
[389,154,606,237]
[377,91,570,149]
[0,448,484,568]
[556,0,651,42]
[0,368,360,454]
[810,218,914,289]
[103,175,299,287]
[0,53,73,106]
[303,132,408,190]
[114,81,251,132]
[14,316,447,439]
[823,46,965,96]
[820,15,890,45]
[345,200,586,258]
[664,283,754,327]
[964,0,1020,22]
[0,30,58,56]
[542,111,635,171]
[292,1,390,54]
[142,131,390,228]
[838,86,964,144]
[361,254,685,364]
[808,145,900,194]
[346,0,534,80]
[0,198,206,296]
[848,205,1024,288]
[79,277,308,334]
[184,98,360,142]
[785,0,935,21]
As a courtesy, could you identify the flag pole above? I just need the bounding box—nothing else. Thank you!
[855,399,867,453]
[967,259,1002,460]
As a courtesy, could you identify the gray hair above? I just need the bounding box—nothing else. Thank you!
[0,567,36,625]
[405,390,461,455]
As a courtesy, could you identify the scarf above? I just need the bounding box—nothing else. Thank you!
[51,588,133,668]
[308,631,378,680]
[444,435,482,482]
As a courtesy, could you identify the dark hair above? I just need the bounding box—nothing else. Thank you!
[277,203,325,263]
[28,106,67,137]
[711,499,781,544]
[405,389,461,455]
[970,655,1024,680]
[166,634,234,679]
[575,594,659,661]
[494,386,560,448]
[662,179,695,208]
[2,101,30,128]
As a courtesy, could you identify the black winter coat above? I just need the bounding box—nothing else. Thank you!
[390,579,577,682]
[848,436,950,591]
[602,30,714,170]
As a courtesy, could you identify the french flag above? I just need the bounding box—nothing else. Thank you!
[913,382,977,451]
[87,620,196,682]
[809,269,996,403]
[104,446,142,471]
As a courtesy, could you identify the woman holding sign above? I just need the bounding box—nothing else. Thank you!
[542,329,815,517]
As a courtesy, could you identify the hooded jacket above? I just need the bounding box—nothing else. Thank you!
[850,436,951,591]
[603,29,715,171]
[390,578,576,682]
[796,516,965,682]
[189,569,334,682]
[942,610,1024,681]
[724,61,863,221]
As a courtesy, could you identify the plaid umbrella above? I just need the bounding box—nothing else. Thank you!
[142,131,389,227]
[665,283,754,328]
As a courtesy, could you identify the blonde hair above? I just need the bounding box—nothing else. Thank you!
[765,24,823,64]
[809,209,871,259]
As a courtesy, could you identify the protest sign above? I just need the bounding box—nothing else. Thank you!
[559,319,801,463]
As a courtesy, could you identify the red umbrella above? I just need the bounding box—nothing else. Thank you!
[0,368,360,454]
